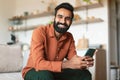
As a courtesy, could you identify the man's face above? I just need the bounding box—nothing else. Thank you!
[54,8,73,33]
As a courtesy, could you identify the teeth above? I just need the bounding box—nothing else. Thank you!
[58,24,65,28]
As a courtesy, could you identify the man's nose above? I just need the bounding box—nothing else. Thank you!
[60,17,66,24]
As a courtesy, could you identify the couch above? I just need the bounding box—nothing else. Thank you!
[0,44,107,80]
[0,44,23,80]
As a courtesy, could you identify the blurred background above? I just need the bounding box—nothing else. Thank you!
[0,0,119,80]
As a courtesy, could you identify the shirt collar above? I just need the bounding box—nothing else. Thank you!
[49,24,55,37]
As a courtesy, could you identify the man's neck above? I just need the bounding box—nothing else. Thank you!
[54,30,62,40]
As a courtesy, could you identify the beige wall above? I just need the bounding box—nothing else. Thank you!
[0,0,16,44]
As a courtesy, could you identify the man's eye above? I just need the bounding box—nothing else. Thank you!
[65,17,71,21]
[57,15,72,21]
[57,15,63,18]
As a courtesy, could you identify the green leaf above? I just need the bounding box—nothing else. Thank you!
[83,0,92,4]
[83,0,90,2]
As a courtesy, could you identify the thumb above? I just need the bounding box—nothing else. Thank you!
[81,56,86,61]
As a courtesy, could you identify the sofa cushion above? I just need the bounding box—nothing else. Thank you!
[0,44,23,72]
[0,72,22,80]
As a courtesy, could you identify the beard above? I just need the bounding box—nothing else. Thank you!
[53,21,70,33]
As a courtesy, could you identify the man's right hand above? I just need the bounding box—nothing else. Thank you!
[62,55,88,69]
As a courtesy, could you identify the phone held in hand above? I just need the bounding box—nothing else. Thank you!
[84,48,96,57]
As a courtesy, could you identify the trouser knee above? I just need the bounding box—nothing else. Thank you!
[85,69,91,77]
[80,69,92,80]
[24,68,54,80]
[38,70,54,79]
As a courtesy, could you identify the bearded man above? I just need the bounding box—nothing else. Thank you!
[22,2,94,80]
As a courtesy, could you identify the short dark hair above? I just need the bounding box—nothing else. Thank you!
[54,2,74,19]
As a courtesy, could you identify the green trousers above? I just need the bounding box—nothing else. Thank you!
[24,68,92,80]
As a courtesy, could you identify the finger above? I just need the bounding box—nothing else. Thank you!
[87,61,94,65]
[81,56,87,61]
[85,58,94,61]
[81,63,87,68]
[86,62,94,67]
[81,61,87,66]
[87,64,94,67]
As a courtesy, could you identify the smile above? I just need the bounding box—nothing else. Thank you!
[58,24,66,28]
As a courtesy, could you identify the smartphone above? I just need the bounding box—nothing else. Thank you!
[84,48,96,57]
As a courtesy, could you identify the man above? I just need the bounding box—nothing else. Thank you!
[22,2,94,80]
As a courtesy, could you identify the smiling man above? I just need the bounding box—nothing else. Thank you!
[22,2,94,80]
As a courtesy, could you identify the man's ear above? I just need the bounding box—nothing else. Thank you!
[70,19,73,25]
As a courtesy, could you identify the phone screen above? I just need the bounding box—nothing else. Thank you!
[84,48,96,57]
